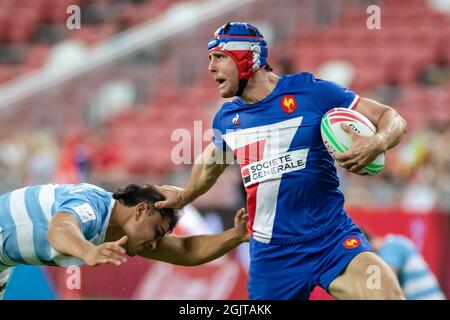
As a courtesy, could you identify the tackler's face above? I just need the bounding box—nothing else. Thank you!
[124,203,170,256]
[208,51,239,98]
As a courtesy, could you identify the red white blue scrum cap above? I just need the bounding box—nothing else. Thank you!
[208,22,268,95]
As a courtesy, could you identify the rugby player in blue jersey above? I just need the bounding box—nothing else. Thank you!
[0,183,249,298]
[155,22,407,300]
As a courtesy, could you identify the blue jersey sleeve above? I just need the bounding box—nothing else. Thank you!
[211,108,228,151]
[54,196,103,240]
[378,241,408,271]
[308,75,360,113]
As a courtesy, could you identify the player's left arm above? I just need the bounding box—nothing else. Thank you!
[137,208,249,266]
[335,97,407,173]
[48,212,128,266]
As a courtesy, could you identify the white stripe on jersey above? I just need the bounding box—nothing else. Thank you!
[222,117,303,151]
[348,94,360,110]
[223,117,304,242]
[38,184,57,222]
[9,187,43,265]
[403,255,428,273]
[403,273,440,297]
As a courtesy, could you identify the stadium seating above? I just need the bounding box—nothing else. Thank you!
[0,0,186,78]
[0,0,449,177]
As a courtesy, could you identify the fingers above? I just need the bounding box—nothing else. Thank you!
[338,159,358,171]
[154,185,184,193]
[107,243,126,255]
[154,200,168,209]
[99,236,129,266]
[161,185,185,192]
[101,246,128,266]
[337,157,356,168]
[153,187,171,209]
[339,159,364,173]
[236,207,246,216]
[236,208,248,221]
[114,235,128,249]
[101,257,126,266]
[341,123,358,139]
[106,252,127,265]
[153,185,168,194]
[334,151,351,161]
[153,185,183,209]
[348,166,360,173]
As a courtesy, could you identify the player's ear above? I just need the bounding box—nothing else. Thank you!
[135,203,149,220]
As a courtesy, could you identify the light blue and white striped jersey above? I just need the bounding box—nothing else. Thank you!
[0,183,114,269]
[379,234,446,300]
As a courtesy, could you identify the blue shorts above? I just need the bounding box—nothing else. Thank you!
[247,222,372,300]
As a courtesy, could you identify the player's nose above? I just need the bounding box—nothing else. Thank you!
[208,59,217,73]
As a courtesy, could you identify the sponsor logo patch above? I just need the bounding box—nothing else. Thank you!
[232,113,241,125]
[343,237,360,249]
[280,95,297,114]
[241,149,309,187]
[73,203,96,223]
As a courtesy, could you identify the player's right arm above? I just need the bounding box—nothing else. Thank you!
[155,142,231,209]
[48,212,128,266]
[137,208,249,266]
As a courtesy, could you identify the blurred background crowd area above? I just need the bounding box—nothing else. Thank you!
[0,0,449,216]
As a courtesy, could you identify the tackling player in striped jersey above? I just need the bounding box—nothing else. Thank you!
[0,183,249,298]
[363,229,446,300]
[155,22,407,299]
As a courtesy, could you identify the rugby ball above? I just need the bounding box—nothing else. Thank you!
[320,108,385,175]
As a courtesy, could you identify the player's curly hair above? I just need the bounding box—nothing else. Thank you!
[113,184,179,232]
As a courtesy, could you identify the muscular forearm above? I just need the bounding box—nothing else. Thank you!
[182,163,225,204]
[373,108,407,152]
[48,221,94,260]
[357,98,407,152]
[181,143,229,205]
[139,228,245,266]
[182,228,244,265]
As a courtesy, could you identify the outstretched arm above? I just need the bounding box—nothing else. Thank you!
[335,97,407,173]
[155,142,232,209]
[138,208,249,266]
[48,212,128,266]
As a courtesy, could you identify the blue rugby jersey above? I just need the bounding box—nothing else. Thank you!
[212,72,361,244]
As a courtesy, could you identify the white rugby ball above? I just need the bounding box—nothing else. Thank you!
[320,107,385,175]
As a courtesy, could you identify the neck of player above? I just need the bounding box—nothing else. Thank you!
[105,201,127,241]
[240,71,279,105]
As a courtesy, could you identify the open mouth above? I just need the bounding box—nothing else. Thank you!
[216,78,226,86]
